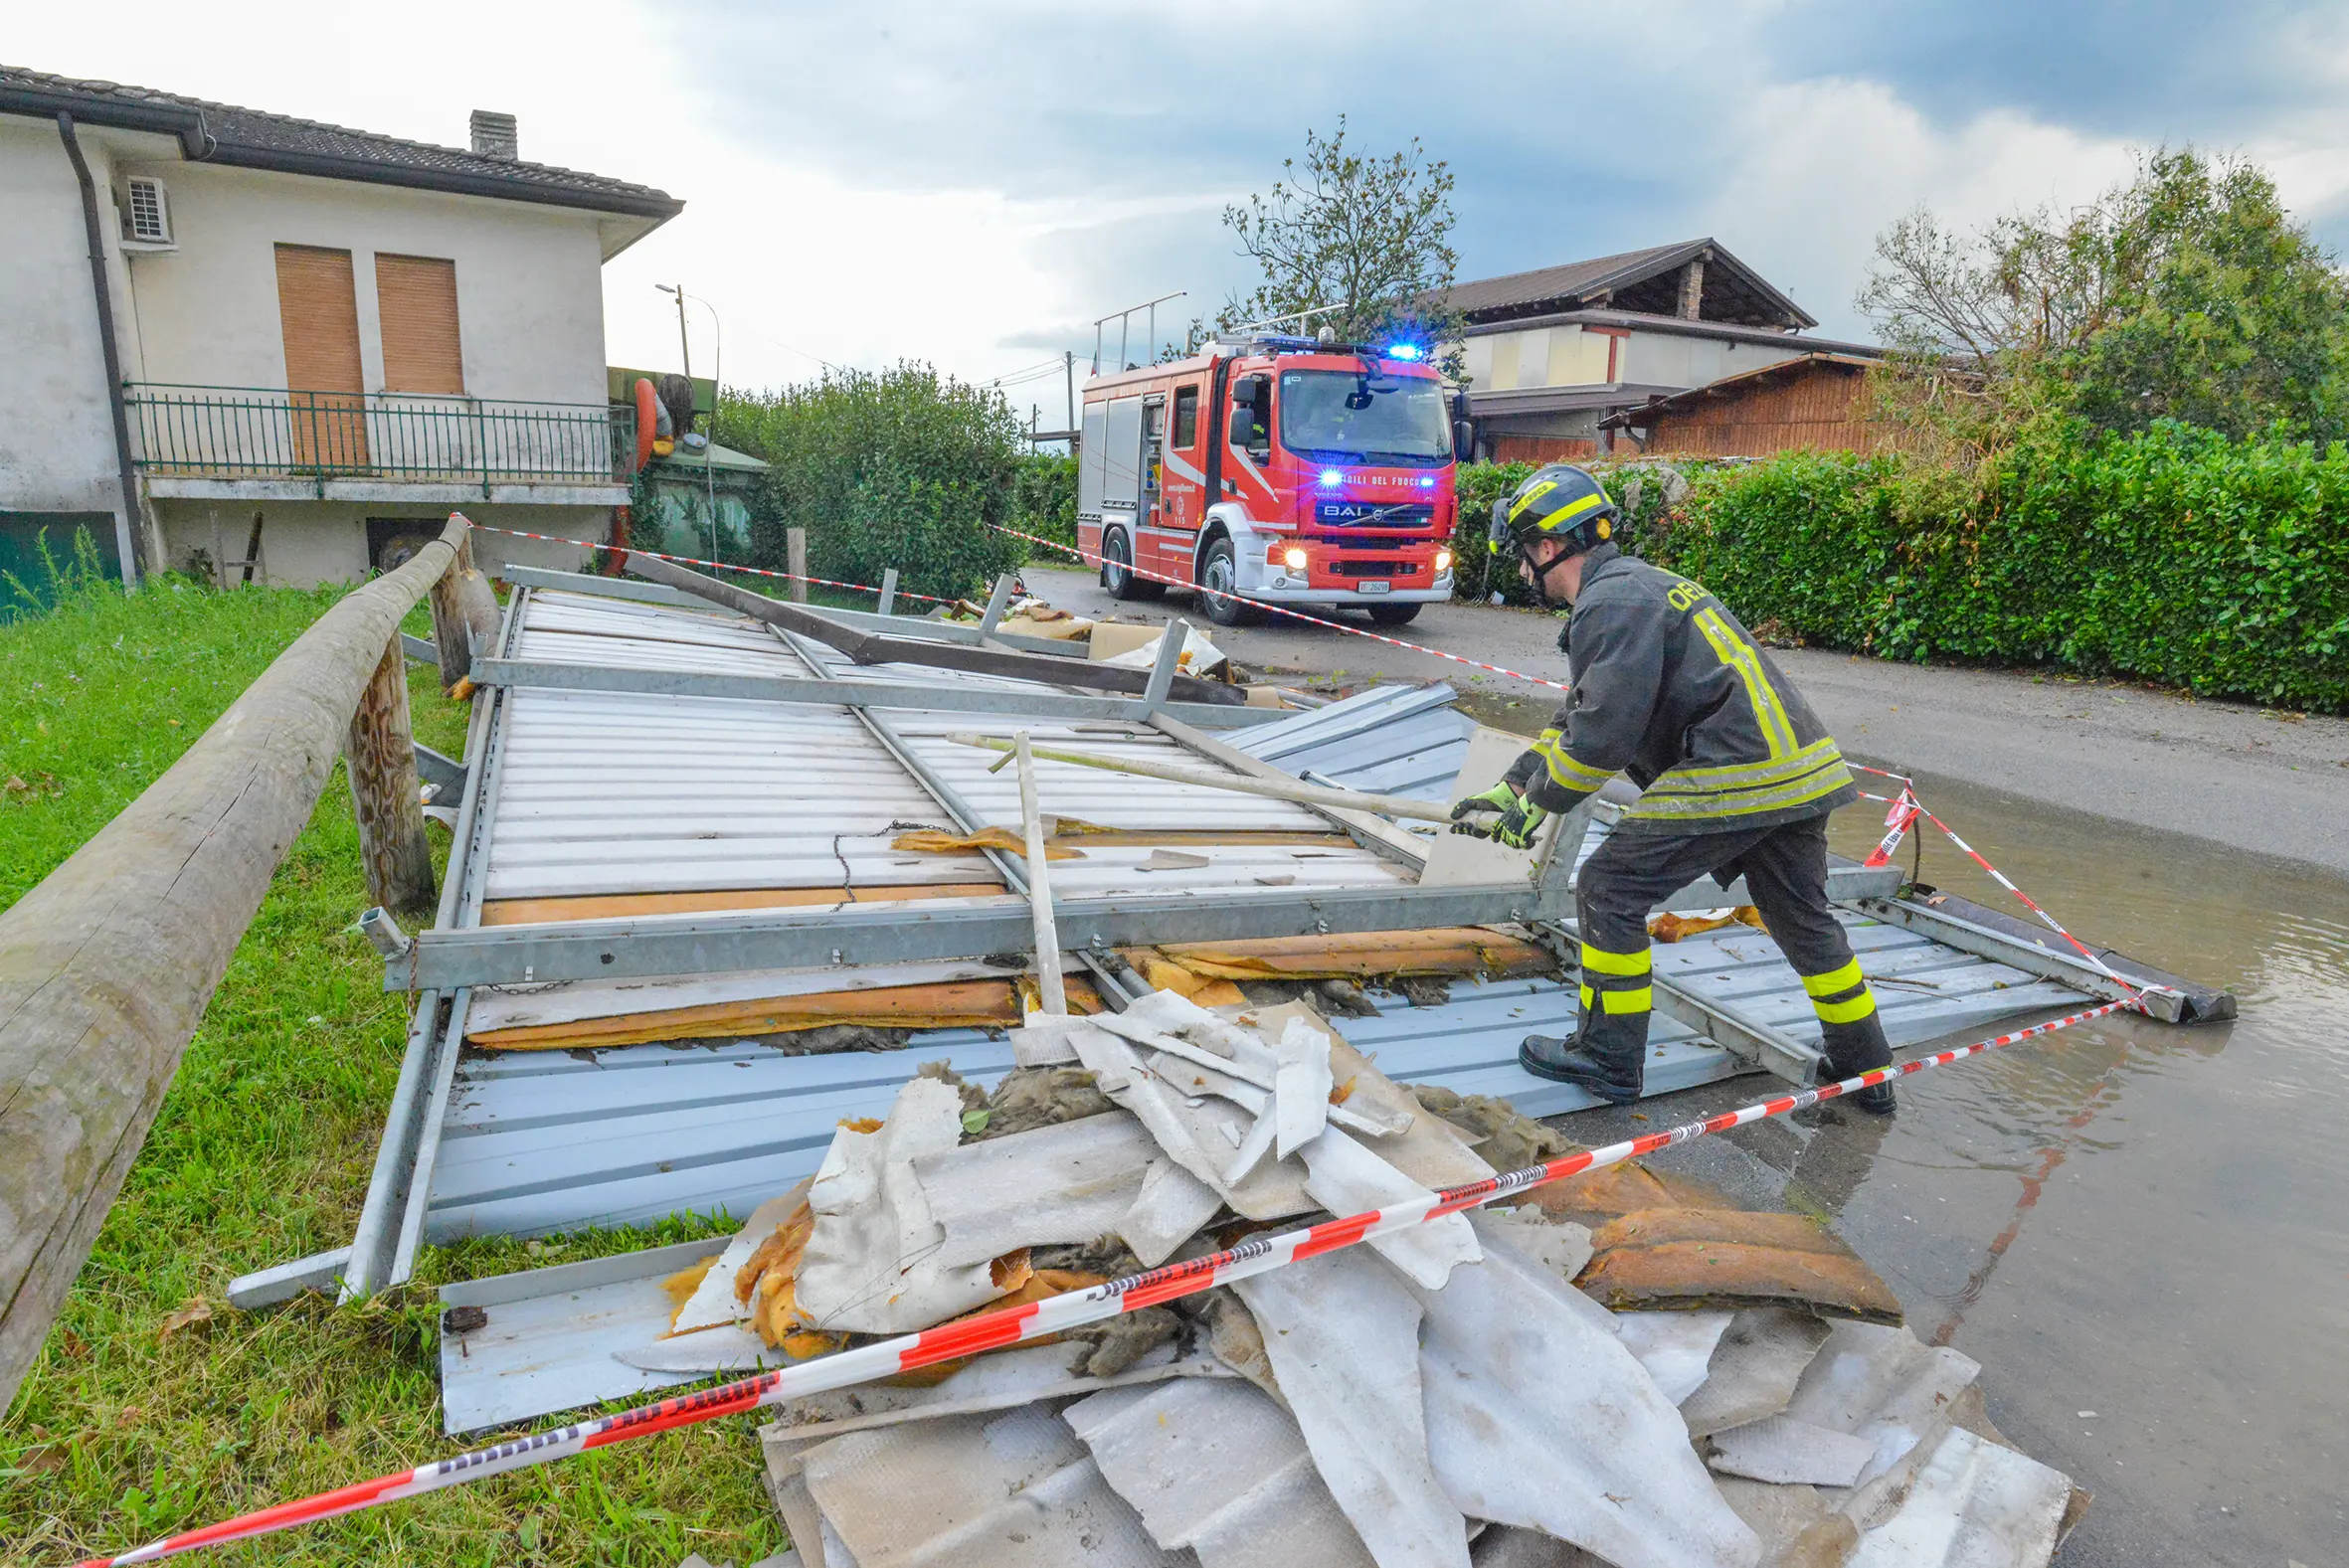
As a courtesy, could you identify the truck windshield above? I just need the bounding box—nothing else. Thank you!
[1278,370,1451,467]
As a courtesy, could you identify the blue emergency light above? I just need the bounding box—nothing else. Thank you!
[1385,343,1425,361]
[1319,468,1345,487]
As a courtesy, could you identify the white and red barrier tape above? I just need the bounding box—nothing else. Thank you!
[988,522,1573,693]
[470,525,960,606]
[72,991,2153,1566]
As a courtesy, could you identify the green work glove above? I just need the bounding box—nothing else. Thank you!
[1449,781,1521,836]
[1493,796,1548,849]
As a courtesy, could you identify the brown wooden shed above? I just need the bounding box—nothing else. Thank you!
[1601,353,1881,457]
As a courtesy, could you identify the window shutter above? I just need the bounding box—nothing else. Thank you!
[376,254,464,395]
[274,244,369,470]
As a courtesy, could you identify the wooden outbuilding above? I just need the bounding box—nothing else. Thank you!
[1600,353,1882,457]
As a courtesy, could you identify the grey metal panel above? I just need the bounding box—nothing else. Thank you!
[1231,683,1478,803]
[436,1237,718,1434]
[1100,396,1144,508]
[498,568,1077,654]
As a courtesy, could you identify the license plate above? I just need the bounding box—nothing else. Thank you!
[1356,581,1391,595]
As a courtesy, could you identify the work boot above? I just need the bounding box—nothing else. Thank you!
[1819,1015,1897,1115]
[1520,1032,1644,1105]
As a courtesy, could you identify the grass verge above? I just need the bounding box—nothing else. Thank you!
[1,570,777,1566]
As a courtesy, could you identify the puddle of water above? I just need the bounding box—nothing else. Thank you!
[1570,770,2349,1565]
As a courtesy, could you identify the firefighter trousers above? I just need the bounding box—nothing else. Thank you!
[1569,813,1892,1091]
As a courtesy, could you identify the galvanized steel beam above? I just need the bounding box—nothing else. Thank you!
[387,880,1580,992]
[466,657,1285,728]
[1849,894,2187,1022]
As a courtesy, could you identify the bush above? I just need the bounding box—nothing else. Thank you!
[1010,452,1078,555]
[1649,425,2349,711]
[720,363,1028,602]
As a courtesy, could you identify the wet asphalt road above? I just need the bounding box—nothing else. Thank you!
[1019,565,2349,878]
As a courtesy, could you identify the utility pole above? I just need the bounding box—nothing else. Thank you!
[1064,350,1075,436]
[672,283,692,380]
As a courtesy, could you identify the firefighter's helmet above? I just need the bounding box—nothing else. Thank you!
[1486,463,1618,562]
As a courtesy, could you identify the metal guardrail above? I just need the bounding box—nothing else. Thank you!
[125,383,632,485]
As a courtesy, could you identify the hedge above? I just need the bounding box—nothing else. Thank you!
[1634,425,2349,712]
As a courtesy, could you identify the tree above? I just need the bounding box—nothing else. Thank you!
[1860,148,2349,448]
[1218,118,1462,361]
[720,362,1027,602]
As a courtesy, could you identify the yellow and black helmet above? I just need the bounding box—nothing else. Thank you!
[1487,462,1619,560]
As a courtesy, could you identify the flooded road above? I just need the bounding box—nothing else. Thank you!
[1560,771,2349,1566]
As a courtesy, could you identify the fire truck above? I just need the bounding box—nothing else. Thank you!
[1074,335,1472,627]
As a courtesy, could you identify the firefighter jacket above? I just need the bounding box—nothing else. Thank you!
[1503,544,1858,834]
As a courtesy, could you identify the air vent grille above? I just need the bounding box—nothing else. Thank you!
[126,177,171,244]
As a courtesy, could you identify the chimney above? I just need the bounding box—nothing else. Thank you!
[469,110,518,161]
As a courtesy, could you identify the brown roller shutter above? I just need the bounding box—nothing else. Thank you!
[376,254,464,394]
[274,244,369,470]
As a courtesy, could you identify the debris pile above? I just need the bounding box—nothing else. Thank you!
[638,991,2085,1568]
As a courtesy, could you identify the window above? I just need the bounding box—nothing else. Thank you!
[375,254,464,394]
[274,244,369,469]
[125,177,170,244]
[1277,370,1451,466]
[1172,385,1199,447]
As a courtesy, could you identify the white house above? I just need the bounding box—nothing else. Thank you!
[1441,240,1879,462]
[0,66,681,589]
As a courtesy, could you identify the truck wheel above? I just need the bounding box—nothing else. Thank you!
[1197,537,1262,626]
[1366,603,1422,627]
[1102,528,1162,601]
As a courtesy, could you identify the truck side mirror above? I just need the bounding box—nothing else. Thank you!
[1454,420,1476,462]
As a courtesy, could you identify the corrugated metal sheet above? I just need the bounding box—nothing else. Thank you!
[1231,684,1477,803]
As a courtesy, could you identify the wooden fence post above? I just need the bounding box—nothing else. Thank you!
[347,634,436,913]
[0,514,470,1409]
[427,531,499,688]
[787,526,809,604]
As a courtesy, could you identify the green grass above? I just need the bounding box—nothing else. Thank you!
[1,569,778,1566]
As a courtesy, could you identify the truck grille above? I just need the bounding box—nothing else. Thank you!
[1314,502,1435,530]
[1334,560,1422,578]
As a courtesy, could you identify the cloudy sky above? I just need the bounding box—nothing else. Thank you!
[17,1,2349,406]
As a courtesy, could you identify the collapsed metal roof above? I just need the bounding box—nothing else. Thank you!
[230,562,2205,1325]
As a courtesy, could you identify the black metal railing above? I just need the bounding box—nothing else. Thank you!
[126,384,632,484]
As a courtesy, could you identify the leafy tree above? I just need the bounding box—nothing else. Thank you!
[1218,118,1462,362]
[719,363,1027,601]
[1861,148,2349,448]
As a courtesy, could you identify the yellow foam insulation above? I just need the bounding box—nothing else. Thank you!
[1649,906,1768,943]
[1142,926,1553,983]
[467,974,1103,1051]
[480,882,1005,927]
[887,1265,1112,1386]
[894,827,1087,861]
[1119,952,1251,1008]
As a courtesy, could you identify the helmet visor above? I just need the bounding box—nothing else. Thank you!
[1487,497,1512,556]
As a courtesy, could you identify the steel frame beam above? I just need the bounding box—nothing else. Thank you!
[387,880,1583,992]
[496,565,1079,656]
[1850,894,2187,1022]
[467,656,1284,727]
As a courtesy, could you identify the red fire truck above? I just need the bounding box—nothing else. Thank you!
[1074,335,1471,627]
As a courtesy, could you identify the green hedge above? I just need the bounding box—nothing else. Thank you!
[1648,425,2349,711]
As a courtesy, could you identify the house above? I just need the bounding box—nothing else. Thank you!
[1439,239,1879,462]
[1598,352,1884,458]
[0,66,682,590]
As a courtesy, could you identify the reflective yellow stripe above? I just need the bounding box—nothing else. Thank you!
[1578,984,1594,1010]
[1622,761,1855,822]
[1547,492,1604,525]
[1802,958,1865,998]
[1544,745,1617,791]
[1812,990,1879,1024]
[1580,943,1652,976]
[1508,480,1558,525]
[1601,986,1652,1014]
[1637,737,1843,793]
[1693,608,1798,758]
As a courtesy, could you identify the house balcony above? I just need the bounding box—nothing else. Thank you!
[126,384,636,507]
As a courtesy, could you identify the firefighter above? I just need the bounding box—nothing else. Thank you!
[1451,463,1896,1114]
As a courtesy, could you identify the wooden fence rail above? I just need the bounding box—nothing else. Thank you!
[0,512,475,1410]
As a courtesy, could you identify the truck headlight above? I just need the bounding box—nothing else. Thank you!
[1284,547,1309,570]
[1434,549,1453,573]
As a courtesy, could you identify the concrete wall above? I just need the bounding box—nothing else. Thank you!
[113,160,609,405]
[1617,331,1804,393]
[153,498,608,587]
[0,118,152,525]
